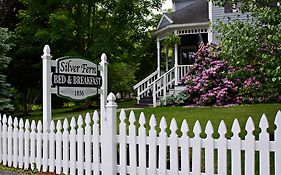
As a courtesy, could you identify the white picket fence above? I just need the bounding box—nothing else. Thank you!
[0,93,281,175]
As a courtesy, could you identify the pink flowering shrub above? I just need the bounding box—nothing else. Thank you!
[239,76,262,103]
[181,45,242,106]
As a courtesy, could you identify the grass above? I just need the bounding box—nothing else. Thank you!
[0,163,35,174]
[19,102,281,137]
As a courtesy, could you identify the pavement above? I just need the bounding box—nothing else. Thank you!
[0,171,26,175]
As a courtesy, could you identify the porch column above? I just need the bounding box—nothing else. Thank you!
[208,1,213,43]
[174,36,179,86]
[157,38,161,77]
[165,48,169,71]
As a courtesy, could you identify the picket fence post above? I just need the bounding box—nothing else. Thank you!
[102,93,117,175]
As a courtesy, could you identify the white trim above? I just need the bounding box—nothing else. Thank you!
[208,25,213,43]
[177,28,208,35]
[154,22,210,37]
[209,1,213,22]
[156,14,174,30]
[157,38,161,73]
[164,14,174,24]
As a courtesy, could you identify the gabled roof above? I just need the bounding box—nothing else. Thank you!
[157,0,209,30]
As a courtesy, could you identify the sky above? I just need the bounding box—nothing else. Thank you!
[162,0,173,11]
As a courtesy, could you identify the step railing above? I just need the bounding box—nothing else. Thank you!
[134,65,193,106]
[133,70,159,103]
[151,65,193,106]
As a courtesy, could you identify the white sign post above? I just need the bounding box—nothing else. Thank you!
[42,45,107,124]
[42,45,52,125]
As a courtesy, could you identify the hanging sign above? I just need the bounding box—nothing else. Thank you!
[52,57,102,100]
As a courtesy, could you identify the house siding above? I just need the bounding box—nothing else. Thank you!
[212,5,249,43]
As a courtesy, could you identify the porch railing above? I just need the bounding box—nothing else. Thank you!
[134,65,193,106]
[133,69,159,103]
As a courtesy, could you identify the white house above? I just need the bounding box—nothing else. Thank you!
[133,0,248,107]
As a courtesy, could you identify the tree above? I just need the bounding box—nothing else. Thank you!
[0,28,14,113]
[212,0,281,102]
[8,0,162,113]
[0,0,20,29]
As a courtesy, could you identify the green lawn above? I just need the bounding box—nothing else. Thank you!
[21,102,281,137]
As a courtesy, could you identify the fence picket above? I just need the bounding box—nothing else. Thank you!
[138,112,147,175]
[69,117,77,175]
[36,121,42,171]
[259,114,270,175]
[275,111,281,175]
[93,111,100,175]
[231,119,241,175]
[49,121,55,172]
[245,117,255,175]
[7,116,13,166]
[62,119,69,174]
[24,119,30,169]
[13,117,19,168]
[180,120,189,175]
[159,117,167,175]
[2,115,7,165]
[85,113,92,175]
[148,115,157,175]
[170,118,179,175]
[42,122,49,172]
[0,115,2,163]
[18,119,24,169]
[119,109,127,175]
[192,121,202,175]
[55,120,62,174]
[128,111,137,175]
[77,115,84,175]
[205,121,214,175]
[217,121,227,175]
[30,120,36,170]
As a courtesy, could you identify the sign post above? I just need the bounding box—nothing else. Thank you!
[42,45,52,125]
[100,53,108,127]
[42,45,106,124]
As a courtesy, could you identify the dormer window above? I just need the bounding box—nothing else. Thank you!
[224,2,242,13]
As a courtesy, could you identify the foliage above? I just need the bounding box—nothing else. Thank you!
[0,28,14,113]
[6,0,161,113]
[108,62,136,94]
[163,32,181,49]
[181,45,241,106]
[212,0,281,102]
[0,0,20,29]
[166,91,188,106]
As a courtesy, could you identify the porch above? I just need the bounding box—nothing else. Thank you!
[134,31,209,107]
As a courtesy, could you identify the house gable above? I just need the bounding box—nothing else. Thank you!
[157,14,174,30]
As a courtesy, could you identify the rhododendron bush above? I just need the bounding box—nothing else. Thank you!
[167,44,280,106]
[180,45,241,106]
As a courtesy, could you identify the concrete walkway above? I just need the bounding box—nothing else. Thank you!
[0,171,26,175]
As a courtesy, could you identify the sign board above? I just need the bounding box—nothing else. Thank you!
[52,57,102,100]
[42,45,107,125]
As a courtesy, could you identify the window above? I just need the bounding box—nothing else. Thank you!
[224,2,242,13]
